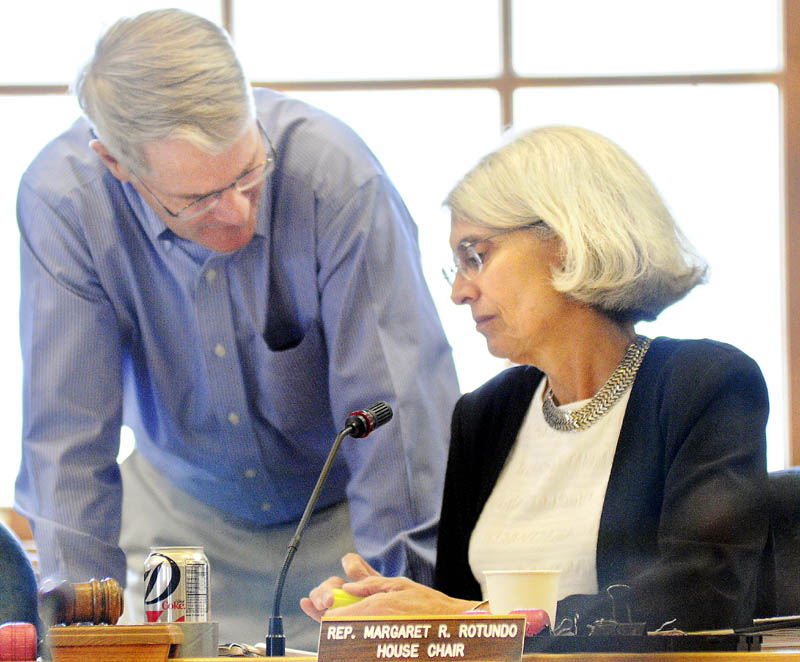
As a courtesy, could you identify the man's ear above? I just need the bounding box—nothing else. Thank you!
[89,139,133,183]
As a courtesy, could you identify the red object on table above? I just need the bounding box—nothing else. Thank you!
[0,622,37,661]
[510,608,551,636]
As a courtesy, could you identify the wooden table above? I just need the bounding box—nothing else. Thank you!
[521,654,800,662]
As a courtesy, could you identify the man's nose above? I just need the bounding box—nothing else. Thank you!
[213,186,253,225]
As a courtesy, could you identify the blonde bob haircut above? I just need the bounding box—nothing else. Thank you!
[444,125,708,323]
[74,8,255,173]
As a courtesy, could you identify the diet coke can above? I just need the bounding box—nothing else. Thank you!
[144,546,210,623]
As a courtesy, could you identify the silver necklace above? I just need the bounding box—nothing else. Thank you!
[542,334,651,432]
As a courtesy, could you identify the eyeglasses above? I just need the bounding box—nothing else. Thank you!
[133,120,276,221]
[442,221,546,287]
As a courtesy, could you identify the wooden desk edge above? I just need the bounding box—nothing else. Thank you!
[16,651,797,661]
[521,653,800,662]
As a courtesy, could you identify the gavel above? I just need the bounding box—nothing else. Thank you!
[38,577,124,626]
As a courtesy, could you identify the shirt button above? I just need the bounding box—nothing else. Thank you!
[228,412,240,425]
[244,468,256,479]
[214,343,226,357]
[261,502,271,512]
[205,268,217,283]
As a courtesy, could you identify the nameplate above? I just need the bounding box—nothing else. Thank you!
[318,614,525,662]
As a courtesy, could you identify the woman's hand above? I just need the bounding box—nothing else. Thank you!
[300,552,379,621]
[300,552,476,622]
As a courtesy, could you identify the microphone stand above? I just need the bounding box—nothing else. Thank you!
[266,402,392,656]
[266,427,350,656]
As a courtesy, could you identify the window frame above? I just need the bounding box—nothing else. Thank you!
[2,0,797,465]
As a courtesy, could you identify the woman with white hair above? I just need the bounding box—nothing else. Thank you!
[301,126,770,631]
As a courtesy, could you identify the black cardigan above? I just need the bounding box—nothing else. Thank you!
[434,337,770,630]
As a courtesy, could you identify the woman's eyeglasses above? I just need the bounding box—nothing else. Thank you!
[442,221,546,286]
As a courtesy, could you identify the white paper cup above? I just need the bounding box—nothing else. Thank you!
[483,570,560,626]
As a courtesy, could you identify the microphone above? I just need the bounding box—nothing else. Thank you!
[265,402,394,656]
[344,402,393,438]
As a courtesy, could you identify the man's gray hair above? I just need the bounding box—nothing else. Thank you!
[444,125,707,323]
[74,8,255,173]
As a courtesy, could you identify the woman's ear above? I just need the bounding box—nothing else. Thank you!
[550,235,567,272]
[89,139,133,183]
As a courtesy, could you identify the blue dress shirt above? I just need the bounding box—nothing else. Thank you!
[15,88,460,588]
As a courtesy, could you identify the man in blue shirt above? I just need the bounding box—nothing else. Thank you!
[15,9,460,648]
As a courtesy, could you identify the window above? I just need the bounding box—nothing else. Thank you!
[1,0,795,506]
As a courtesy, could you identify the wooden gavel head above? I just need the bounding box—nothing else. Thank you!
[38,577,123,626]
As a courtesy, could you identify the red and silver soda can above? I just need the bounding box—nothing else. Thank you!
[144,546,210,623]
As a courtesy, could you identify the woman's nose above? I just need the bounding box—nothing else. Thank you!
[450,272,477,305]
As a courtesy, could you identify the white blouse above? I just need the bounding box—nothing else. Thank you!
[468,376,632,602]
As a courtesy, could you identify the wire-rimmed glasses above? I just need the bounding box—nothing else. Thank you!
[442,221,546,286]
[132,119,276,221]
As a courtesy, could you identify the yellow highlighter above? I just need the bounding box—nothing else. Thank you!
[331,587,365,609]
